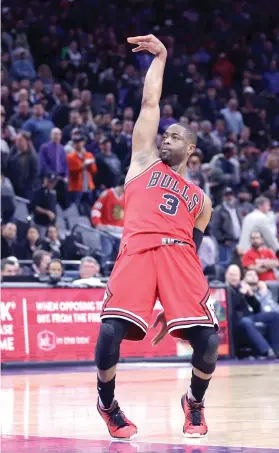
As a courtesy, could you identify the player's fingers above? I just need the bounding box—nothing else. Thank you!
[151,314,162,329]
[132,45,148,53]
[127,35,151,44]
[151,312,163,328]
[152,328,167,346]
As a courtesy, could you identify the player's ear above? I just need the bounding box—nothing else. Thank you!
[187,144,196,156]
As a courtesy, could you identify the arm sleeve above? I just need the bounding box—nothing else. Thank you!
[246,294,261,313]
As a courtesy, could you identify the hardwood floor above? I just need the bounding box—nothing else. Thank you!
[1,361,279,452]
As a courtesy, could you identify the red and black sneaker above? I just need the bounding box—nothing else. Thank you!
[181,393,208,437]
[97,398,138,440]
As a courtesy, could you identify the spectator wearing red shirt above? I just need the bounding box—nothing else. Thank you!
[91,176,125,275]
[91,185,124,228]
[212,53,235,87]
[242,231,279,281]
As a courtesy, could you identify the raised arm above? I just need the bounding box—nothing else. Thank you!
[127,35,167,166]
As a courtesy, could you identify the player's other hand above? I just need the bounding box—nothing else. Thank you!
[151,311,168,346]
[127,35,167,55]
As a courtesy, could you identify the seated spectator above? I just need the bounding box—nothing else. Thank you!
[72,256,105,288]
[185,152,206,190]
[39,128,67,178]
[1,223,17,258]
[31,173,57,229]
[64,127,81,155]
[6,256,21,275]
[226,265,279,359]
[198,225,224,281]
[8,101,30,131]
[159,104,176,134]
[1,258,20,278]
[22,103,54,152]
[66,41,82,68]
[41,225,64,258]
[221,99,244,135]
[62,110,82,145]
[39,127,69,209]
[27,250,51,278]
[17,226,41,260]
[95,136,122,189]
[242,231,279,281]
[238,197,279,254]
[258,153,279,196]
[7,131,39,200]
[198,121,219,162]
[91,177,125,230]
[109,118,129,164]
[79,106,95,141]
[237,189,254,218]
[244,270,279,313]
[67,133,97,211]
[91,176,125,273]
[11,50,36,81]
[212,143,238,187]
[46,258,64,284]
[0,175,16,223]
[211,188,242,267]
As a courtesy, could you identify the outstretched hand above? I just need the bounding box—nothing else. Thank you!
[151,311,168,346]
[127,34,166,55]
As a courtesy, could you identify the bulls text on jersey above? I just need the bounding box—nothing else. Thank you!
[146,171,199,215]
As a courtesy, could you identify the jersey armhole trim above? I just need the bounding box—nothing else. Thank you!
[125,159,161,188]
[195,189,205,220]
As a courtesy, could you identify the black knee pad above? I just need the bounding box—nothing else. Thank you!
[95,319,128,370]
[191,327,219,375]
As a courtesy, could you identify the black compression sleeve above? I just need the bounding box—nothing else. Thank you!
[193,227,204,251]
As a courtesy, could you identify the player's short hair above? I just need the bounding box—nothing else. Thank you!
[176,123,197,146]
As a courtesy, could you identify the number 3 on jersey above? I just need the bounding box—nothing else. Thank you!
[159,194,180,216]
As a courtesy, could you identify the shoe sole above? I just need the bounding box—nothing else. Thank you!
[110,433,138,441]
[181,395,208,438]
[183,431,208,438]
[97,404,138,441]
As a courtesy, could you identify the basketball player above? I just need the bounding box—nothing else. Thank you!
[95,35,219,440]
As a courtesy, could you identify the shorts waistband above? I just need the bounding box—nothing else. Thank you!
[161,238,188,246]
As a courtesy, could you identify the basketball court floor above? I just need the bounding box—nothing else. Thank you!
[1,360,279,453]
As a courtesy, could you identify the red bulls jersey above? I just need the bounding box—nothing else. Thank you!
[123,159,205,253]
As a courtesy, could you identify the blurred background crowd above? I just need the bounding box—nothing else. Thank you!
[1,0,279,338]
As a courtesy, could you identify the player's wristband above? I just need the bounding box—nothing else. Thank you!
[193,227,204,251]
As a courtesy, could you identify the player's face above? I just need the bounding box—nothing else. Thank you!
[160,124,194,167]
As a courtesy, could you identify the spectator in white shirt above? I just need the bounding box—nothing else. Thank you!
[221,98,244,135]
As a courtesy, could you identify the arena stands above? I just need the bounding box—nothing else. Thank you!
[1,0,279,296]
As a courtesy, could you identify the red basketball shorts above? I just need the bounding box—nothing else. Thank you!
[100,244,219,340]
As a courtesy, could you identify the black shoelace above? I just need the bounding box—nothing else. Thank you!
[189,408,202,426]
[110,408,129,429]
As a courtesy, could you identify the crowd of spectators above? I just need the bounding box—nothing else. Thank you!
[1,0,279,355]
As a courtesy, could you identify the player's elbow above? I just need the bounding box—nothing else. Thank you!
[141,97,158,109]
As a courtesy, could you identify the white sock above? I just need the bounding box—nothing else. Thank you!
[99,396,114,410]
[187,387,196,402]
